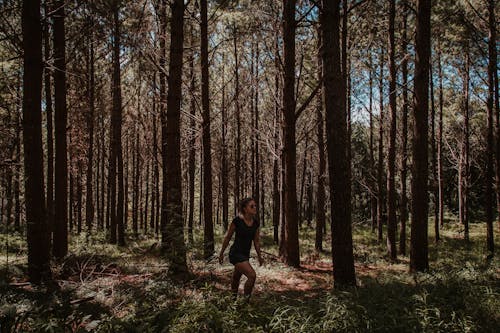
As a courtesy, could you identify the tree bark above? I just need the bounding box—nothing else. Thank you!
[399,2,409,256]
[377,46,385,243]
[188,24,196,240]
[460,53,470,242]
[273,36,281,245]
[369,52,376,233]
[315,31,325,252]
[14,97,21,232]
[53,0,68,258]
[486,0,495,254]
[321,0,356,286]
[43,1,54,238]
[386,0,397,260]
[410,0,431,273]
[430,59,439,242]
[233,31,241,214]
[22,0,51,282]
[282,0,300,267]
[110,2,125,246]
[200,0,214,259]
[77,163,82,234]
[161,0,188,276]
[437,38,444,229]
[133,125,139,236]
[221,51,228,232]
[85,12,95,233]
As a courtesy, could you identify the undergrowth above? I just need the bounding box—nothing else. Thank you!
[0,220,498,332]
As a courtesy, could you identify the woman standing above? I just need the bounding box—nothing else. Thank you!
[219,197,264,302]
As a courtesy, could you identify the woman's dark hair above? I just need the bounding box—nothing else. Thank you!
[238,197,255,214]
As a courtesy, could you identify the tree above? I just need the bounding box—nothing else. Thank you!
[43,0,54,239]
[386,0,397,260]
[282,0,300,267]
[22,0,51,283]
[410,0,431,272]
[161,0,188,277]
[109,1,125,246]
[437,37,444,229]
[201,0,214,259]
[486,0,495,254]
[377,46,385,243]
[85,5,95,233]
[399,1,409,256]
[53,0,68,258]
[188,22,196,241]
[321,0,356,286]
[459,52,470,242]
[315,30,326,252]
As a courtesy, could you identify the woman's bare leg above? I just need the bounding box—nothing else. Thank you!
[234,261,256,296]
[231,267,242,296]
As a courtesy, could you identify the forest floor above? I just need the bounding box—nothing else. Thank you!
[0,218,499,332]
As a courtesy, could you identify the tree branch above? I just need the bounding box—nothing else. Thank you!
[295,80,322,120]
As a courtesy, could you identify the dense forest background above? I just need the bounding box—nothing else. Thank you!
[0,0,499,331]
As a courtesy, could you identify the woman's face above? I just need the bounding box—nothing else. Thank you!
[245,200,257,216]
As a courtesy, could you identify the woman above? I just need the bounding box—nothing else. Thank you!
[219,197,264,302]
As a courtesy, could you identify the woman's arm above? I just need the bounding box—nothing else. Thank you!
[254,227,264,266]
[219,222,236,264]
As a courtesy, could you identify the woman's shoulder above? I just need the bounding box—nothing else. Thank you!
[232,215,242,224]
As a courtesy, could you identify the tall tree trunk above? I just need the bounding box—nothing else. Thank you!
[100,111,106,230]
[298,134,308,227]
[144,159,150,234]
[22,0,51,283]
[123,137,129,231]
[77,163,82,234]
[96,120,101,230]
[199,152,203,226]
[486,0,495,254]
[437,38,444,229]
[221,51,228,232]
[188,26,196,241]
[306,170,313,227]
[43,1,54,239]
[279,140,286,257]
[200,0,214,259]
[410,0,431,273]
[85,14,95,233]
[386,0,397,260]
[254,43,261,225]
[69,157,74,233]
[251,44,256,199]
[110,2,125,246]
[321,0,356,286]
[53,0,68,258]
[282,0,300,267]
[369,52,376,233]
[377,46,385,243]
[161,0,188,276]
[430,59,439,242]
[233,31,241,214]
[14,99,21,232]
[273,39,281,245]
[461,53,470,242]
[132,125,139,237]
[315,31,325,252]
[152,75,160,236]
[150,92,157,232]
[399,3,409,256]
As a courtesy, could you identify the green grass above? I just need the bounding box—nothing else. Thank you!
[0,219,498,332]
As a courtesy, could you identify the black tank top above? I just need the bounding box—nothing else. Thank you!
[229,216,260,257]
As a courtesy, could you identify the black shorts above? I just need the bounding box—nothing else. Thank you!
[229,251,249,265]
